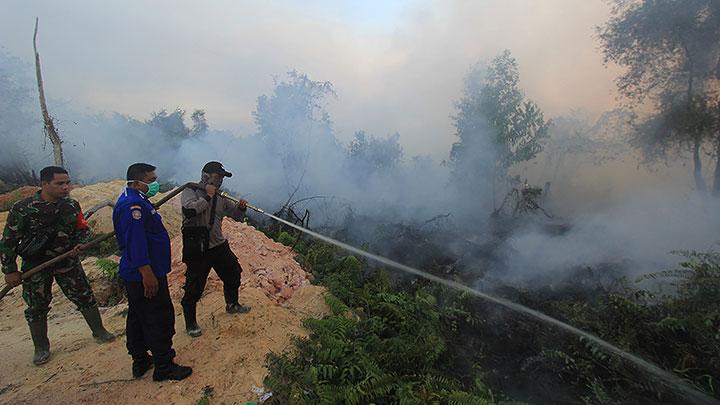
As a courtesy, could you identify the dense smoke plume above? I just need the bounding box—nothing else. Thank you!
[0,1,718,290]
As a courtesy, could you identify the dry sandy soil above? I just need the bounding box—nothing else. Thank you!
[0,182,328,404]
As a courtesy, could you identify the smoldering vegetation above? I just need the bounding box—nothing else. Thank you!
[2,1,720,402]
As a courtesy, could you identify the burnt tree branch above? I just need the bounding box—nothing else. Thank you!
[34,17,64,166]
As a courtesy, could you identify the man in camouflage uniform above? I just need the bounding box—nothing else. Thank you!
[0,166,114,366]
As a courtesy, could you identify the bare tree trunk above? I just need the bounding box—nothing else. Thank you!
[33,17,64,167]
[693,138,706,192]
[683,54,706,192]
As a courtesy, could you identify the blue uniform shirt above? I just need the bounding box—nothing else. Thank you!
[112,187,171,282]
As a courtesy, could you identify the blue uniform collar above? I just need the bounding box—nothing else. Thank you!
[124,187,149,201]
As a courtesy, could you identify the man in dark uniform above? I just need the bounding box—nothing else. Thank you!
[0,166,115,366]
[112,163,192,381]
[180,161,250,338]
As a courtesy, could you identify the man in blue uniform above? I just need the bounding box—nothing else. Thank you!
[112,163,192,381]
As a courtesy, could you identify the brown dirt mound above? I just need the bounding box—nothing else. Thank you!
[0,186,38,212]
[168,220,314,304]
[0,212,8,234]
[83,257,125,307]
[0,192,328,404]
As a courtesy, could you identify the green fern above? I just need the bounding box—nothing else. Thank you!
[264,238,514,405]
[95,258,119,280]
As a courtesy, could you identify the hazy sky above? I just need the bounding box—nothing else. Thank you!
[0,0,621,158]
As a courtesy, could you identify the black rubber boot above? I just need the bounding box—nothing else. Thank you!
[182,303,202,338]
[28,319,50,366]
[80,307,115,343]
[152,361,193,381]
[132,353,154,378]
[226,302,250,314]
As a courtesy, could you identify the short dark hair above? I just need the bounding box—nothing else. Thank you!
[126,163,156,181]
[40,166,68,183]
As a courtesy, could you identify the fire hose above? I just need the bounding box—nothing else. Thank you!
[220,190,718,405]
[1,186,717,403]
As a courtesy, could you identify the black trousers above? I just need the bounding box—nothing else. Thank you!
[181,241,241,307]
[124,276,176,364]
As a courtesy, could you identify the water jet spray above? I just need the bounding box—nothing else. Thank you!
[219,191,719,404]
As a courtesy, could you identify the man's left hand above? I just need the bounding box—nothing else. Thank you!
[237,199,248,210]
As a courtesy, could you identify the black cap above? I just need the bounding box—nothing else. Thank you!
[202,161,232,177]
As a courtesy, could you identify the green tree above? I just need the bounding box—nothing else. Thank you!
[346,131,403,178]
[543,109,630,183]
[451,50,549,206]
[190,109,208,136]
[599,0,720,194]
[146,108,191,141]
[253,71,339,190]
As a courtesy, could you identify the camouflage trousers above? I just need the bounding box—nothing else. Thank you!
[21,264,97,323]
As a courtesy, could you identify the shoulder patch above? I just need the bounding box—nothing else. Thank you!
[12,197,34,210]
[131,209,142,220]
[129,205,142,210]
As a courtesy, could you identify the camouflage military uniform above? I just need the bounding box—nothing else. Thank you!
[0,191,97,322]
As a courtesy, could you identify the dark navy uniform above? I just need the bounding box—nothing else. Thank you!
[112,187,176,366]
